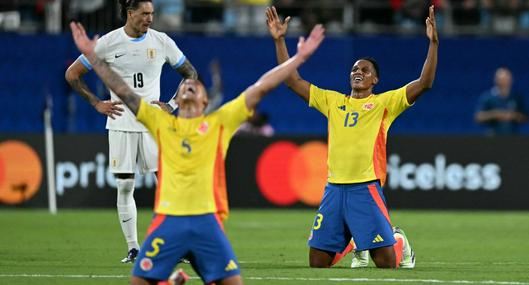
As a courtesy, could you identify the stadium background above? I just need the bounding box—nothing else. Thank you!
[1,0,529,210]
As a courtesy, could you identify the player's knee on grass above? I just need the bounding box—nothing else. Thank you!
[309,247,334,268]
[370,246,397,268]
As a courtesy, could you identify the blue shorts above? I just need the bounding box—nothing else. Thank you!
[308,181,396,252]
[132,214,241,284]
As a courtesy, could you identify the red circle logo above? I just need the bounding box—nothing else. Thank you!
[0,140,42,205]
[256,141,327,206]
[140,258,153,271]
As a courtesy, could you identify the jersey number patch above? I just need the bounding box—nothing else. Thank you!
[313,213,324,230]
[133,72,144,88]
[344,112,360,127]
[181,139,192,154]
[146,237,165,257]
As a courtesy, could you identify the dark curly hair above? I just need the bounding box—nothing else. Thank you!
[358,57,380,78]
[118,0,152,21]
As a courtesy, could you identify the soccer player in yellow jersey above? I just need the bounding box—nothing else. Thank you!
[266,6,438,269]
[70,21,325,285]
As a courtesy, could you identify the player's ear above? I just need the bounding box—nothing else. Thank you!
[372,76,379,85]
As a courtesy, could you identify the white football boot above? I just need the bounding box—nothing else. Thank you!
[350,250,369,268]
[394,227,415,269]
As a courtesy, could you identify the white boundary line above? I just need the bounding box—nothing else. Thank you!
[1,274,528,284]
[245,277,529,284]
[0,274,128,279]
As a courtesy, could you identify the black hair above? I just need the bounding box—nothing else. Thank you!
[358,57,380,78]
[118,0,152,21]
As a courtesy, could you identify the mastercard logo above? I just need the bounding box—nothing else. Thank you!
[256,141,328,206]
[0,140,42,205]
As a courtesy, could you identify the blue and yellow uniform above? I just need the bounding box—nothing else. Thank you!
[307,84,412,252]
[132,93,252,283]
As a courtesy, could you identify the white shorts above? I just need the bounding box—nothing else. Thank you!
[108,130,158,174]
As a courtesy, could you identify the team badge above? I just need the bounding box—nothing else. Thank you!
[197,122,209,134]
[147,48,156,59]
[362,102,375,111]
[140,257,153,271]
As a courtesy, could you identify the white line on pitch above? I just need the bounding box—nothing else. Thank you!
[0,274,129,278]
[245,277,529,284]
[1,274,529,284]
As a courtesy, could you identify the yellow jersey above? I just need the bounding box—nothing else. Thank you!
[309,84,411,185]
[136,93,252,219]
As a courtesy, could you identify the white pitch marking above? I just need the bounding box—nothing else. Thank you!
[1,274,528,285]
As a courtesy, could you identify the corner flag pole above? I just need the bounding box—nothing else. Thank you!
[44,94,57,214]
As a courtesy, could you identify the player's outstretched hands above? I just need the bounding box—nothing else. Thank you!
[266,6,290,40]
[296,24,325,61]
[70,21,99,56]
[426,5,439,44]
[95,100,124,119]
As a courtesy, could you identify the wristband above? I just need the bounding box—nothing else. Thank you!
[167,99,178,112]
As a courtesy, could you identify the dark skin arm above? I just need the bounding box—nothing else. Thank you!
[266,6,312,102]
[69,22,141,115]
[405,5,439,104]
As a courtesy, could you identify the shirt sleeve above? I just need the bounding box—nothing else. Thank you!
[216,93,253,136]
[79,36,107,70]
[382,85,412,123]
[163,33,186,69]
[309,84,331,118]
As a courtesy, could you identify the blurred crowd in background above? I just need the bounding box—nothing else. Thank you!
[1,0,528,136]
[2,0,529,35]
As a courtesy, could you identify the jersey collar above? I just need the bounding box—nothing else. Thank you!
[121,27,148,42]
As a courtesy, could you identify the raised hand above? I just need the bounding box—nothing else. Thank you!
[95,100,124,119]
[70,21,99,55]
[266,6,290,40]
[296,24,325,61]
[426,5,438,44]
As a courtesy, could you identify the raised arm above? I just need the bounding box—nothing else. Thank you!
[405,5,439,104]
[69,22,141,114]
[245,24,325,110]
[65,54,124,119]
[266,6,312,102]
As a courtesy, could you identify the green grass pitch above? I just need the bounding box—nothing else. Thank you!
[1,209,528,285]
